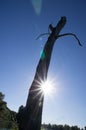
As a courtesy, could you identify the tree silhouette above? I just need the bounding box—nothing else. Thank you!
[17,16,82,130]
[17,16,66,130]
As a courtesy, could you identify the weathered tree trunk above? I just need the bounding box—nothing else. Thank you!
[17,17,66,130]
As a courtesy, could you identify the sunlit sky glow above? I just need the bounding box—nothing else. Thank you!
[0,0,86,128]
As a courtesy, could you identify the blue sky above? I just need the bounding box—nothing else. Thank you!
[0,0,86,128]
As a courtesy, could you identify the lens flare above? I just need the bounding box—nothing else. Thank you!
[38,76,56,99]
[31,73,57,100]
[40,50,45,60]
[31,0,42,15]
[41,80,53,95]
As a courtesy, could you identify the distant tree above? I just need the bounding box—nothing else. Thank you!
[41,124,84,130]
[47,123,52,129]
[58,125,64,130]
[64,124,70,130]
[52,124,58,130]
[70,126,80,130]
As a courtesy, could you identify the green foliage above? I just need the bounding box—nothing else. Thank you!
[0,92,18,130]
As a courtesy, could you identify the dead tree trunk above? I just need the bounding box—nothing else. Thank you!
[17,17,66,130]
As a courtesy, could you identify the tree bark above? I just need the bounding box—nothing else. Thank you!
[17,16,66,130]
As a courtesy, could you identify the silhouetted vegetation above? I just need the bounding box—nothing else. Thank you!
[41,124,86,130]
[0,92,18,130]
[0,92,86,130]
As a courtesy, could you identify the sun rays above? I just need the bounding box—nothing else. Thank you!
[30,75,57,101]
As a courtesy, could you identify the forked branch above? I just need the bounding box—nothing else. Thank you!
[36,32,82,46]
[57,33,82,46]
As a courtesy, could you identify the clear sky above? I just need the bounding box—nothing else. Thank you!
[0,0,86,128]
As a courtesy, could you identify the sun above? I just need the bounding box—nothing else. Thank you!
[40,78,55,97]
[41,80,52,95]
[34,75,57,99]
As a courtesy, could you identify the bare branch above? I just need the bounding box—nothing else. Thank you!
[36,32,82,47]
[36,33,50,40]
[57,33,82,46]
